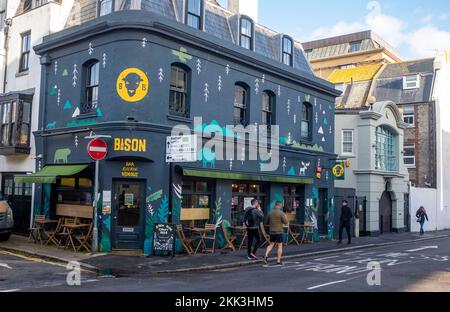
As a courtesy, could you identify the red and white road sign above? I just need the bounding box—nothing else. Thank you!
[87,138,108,161]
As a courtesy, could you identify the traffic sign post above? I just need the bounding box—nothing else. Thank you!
[87,138,108,161]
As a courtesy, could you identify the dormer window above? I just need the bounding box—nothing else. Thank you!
[98,0,114,17]
[239,17,253,50]
[349,40,362,53]
[403,75,420,90]
[186,0,203,29]
[282,36,293,66]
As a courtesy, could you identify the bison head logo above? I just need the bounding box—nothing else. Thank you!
[116,68,149,102]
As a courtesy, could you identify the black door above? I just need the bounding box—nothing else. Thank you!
[112,180,146,250]
[317,189,328,235]
[1,174,32,234]
[379,191,392,234]
[356,196,367,236]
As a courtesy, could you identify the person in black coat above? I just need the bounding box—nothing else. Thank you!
[338,200,353,244]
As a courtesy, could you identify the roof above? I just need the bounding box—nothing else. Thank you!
[336,81,372,109]
[63,0,314,75]
[302,30,400,62]
[328,64,383,84]
[377,58,434,78]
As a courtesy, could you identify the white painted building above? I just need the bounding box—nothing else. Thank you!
[0,0,73,233]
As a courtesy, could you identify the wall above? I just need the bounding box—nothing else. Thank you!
[409,187,437,232]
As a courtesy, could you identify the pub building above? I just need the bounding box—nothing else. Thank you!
[21,1,339,254]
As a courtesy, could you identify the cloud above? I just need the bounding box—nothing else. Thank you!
[438,14,448,21]
[408,26,450,58]
[421,14,433,24]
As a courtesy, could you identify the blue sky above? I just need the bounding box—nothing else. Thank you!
[217,0,450,60]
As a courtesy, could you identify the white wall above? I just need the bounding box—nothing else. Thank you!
[409,187,437,232]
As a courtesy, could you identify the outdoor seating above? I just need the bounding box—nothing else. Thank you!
[221,222,236,252]
[28,214,46,244]
[176,224,195,255]
[288,223,302,245]
[259,223,271,247]
[301,221,315,244]
[194,224,216,254]
[74,222,93,252]
[44,218,64,247]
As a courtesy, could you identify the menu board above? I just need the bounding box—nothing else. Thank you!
[153,223,176,256]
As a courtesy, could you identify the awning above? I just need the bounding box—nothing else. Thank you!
[14,165,89,184]
[182,168,313,185]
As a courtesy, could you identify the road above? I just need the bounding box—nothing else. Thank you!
[1,236,450,292]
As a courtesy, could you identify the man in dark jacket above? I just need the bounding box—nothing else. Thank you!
[338,200,353,244]
[244,199,264,260]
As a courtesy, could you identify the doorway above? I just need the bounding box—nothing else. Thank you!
[379,191,392,234]
[112,180,145,250]
[317,189,328,235]
[1,174,32,234]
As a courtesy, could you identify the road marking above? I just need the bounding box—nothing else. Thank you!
[0,289,20,293]
[406,246,438,252]
[0,263,12,270]
[307,280,348,290]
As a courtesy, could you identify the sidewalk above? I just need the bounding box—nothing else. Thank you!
[1,230,448,276]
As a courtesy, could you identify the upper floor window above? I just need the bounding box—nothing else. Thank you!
[282,36,293,66]
[23,0,32,12]
[402,106,415,126]
[261,91,275,129]
[304,49,313,58]
[375,126,397,172]
[0,98,32,148]
[83,61,100,114]
[234,84,249,126]
[186,0,202,29]
[349,41,362,53]
[170,65,189,117]
[301,102,312,140]
[19,31,31,73]
[239,17,253,50]
[342,130,354,155]
[403,144,415,168]
[403,75,420,90]
[340,63,356,69]
[98,0,114,16]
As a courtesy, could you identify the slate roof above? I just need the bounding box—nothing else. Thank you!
[328,64,383,84]
[62,0,314,75]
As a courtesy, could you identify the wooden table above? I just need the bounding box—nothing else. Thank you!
[229,226,247,251]
[62,223,90,252]
[190,228,208,254]
[33,220,59,245]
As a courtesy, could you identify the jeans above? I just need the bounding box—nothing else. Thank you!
[339,221,351,243]
[247,228,262,256]
[420,221,425,235]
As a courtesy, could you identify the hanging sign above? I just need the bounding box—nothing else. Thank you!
[332,162,346,180]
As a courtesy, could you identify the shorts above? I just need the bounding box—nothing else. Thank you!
[269,234,284,244]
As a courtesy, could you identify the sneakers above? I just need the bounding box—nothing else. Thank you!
[247,253,258,260]
[275,262,283,266]
[263,256,268,265]
[337,241,342,244]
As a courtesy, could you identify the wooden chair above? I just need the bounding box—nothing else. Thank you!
[176,224,195,255]
[301,221,315,244]
[56,217,77,248]
[259,223,271,247]
[238,227,248,251]
[45,218,64,247]
[75,222,93,252]
[195,224,217,254]
[28,215,46,244]
[221,222,236,252]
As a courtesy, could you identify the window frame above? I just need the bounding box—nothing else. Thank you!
[239,17,254,50]
[261,91,275,130]
[301,102,313,141]
[403,144,416,168]
[349,40,362,53]
[98,0,115,17]
[185,0,203,30]
[82,60,100,114]
[403,75,420,90]
[282,36,294,67]
[402,106,415,126]
[341,129,354,156]
[234,83,250,126]
[19,31,31,73]
[169,64,190,117]
[0,94,33,150]
[375,126,398,172]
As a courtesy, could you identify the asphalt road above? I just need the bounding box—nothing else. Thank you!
[1,236,450,292]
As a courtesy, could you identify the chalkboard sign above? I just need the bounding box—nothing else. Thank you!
[153,223,176,257]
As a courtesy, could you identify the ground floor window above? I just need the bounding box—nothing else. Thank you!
[231,183,267,226]
[181,179,213,228]
[283,186,303,222]
[56,177,93,206]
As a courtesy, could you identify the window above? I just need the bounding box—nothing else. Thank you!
[403,106,415,126]
[19,31,31,72]
[186,0,202,29]
[342,130,354,155]
[282,36,293,66]
[98,0,114,16]
[0,97,32,149]
[181,179,212,228]
[83,61,100,113]
[261,91,275,129]
[304,49,313,58]
[234,84,249,126]
[340,64,356,69]
[169,65,189,117]
[23,0,32,12]
[240,17,253,50]
[403,144,415,167]
[0,0,6,31]
[231,183,267,226]
[349,41,362,53]
[301,102,312,140]
[56,176,93,207]
[375,126,397,171]
[403,75,420,90]
[283,186,303,220]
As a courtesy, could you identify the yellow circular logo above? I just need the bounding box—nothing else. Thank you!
[332,164,345,178]
[116,68,149,102]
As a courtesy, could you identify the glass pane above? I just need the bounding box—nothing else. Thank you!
[79,178,93,188]
[89,63,100,86]
[187,14,200,29]
[240,36,251,49]
[195,182,209,193]
[100,0,113,16]
[188,0,201,15]
[2,102,10,123]
[19,123,29,144]
[60,178,76,188]
[22,102,31,123]
[301,121,309,138]
[117,183,141,226]
[283,38,292,53]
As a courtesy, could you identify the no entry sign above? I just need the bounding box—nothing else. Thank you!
[87,138,108,161]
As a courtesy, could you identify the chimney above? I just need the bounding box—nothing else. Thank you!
[227,0,259,22]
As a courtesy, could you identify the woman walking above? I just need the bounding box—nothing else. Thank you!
[416,206,429,236]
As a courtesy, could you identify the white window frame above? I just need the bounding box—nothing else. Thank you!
[403,144,416,168]
[402,107,415,127]
[341,129,354,156]
[403,75,420,90]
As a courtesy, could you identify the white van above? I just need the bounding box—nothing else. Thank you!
[0,194,14,241]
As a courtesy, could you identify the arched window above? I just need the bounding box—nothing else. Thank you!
[375,126,397,171]
[239,17,253,50]
[170,64,190,117]
[83,61,100,113]
[262,91,275,129]
[98,0,114,17]
[282,36,293,66]
[23,0,32,12]
[301,102,312,140]
[234,83,249,126]
[186,0,203,29]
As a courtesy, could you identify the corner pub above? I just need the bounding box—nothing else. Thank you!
[24,0,339,254]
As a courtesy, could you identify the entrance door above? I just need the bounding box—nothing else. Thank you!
[317,189,328,235]
[112,180,145,250]
[379,191,392,234]
[1,174,32,234]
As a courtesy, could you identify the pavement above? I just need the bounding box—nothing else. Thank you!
[1,230,448,277]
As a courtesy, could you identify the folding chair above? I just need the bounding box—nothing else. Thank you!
[221,222,236,252]
[288,225,301,245]
[195,224,217,254]
[259,223,271,247]
[75,222,93,252]
[176,224,195,255]
[238,227,248,251]
[28,215,46,244]
[301,221,315,244]
[45,218,64,247]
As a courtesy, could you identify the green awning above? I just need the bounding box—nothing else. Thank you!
[14,165,89,184]
[182,168,313,185]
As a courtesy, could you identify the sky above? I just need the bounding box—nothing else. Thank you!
[217,0,450,60]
